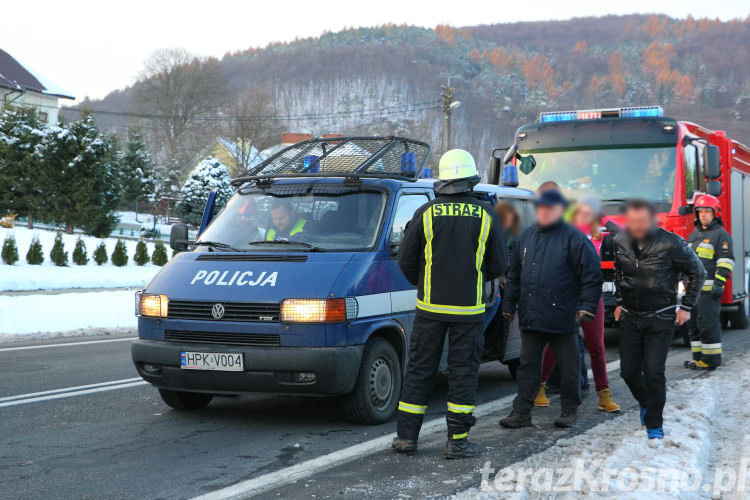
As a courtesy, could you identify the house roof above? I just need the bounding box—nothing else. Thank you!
[0,49,74,99]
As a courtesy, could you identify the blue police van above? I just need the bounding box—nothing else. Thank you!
[132,137,534,423]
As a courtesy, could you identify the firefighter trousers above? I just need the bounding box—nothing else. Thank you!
[692,293,722,367]
[397,313,484,442]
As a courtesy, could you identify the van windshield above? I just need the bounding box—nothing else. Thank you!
[197,187,387,251]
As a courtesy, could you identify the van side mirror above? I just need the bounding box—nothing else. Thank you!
[705,145,720,179]
[170,223,189,252]
[707,180,722,197]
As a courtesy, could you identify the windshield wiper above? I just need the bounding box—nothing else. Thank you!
[189,240,241,252]
[246,240,326,252]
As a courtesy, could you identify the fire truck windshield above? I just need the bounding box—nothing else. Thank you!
[517,146,676,210]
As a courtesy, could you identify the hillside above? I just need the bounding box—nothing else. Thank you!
[68,14,750,178]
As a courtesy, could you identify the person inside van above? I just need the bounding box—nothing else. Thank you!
[266,199,307,240]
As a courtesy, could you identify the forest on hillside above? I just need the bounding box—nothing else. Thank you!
[66,14,750,181]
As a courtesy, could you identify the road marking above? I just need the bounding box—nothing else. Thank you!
[0,337,135,352]
[0,378,147,407]
[194,359,622,500]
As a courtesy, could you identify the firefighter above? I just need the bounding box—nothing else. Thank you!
[685,194,734,370]
[392,149,507,459]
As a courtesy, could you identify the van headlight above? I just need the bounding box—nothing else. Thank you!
[136,292,169,318]
[281,298,358,323]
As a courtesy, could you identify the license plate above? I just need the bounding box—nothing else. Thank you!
[602,282,616,293]
[181,351,243,371]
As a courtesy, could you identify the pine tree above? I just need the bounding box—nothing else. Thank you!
[26,236,44,265]
[118,127,155,208]
[93,241,108,265]
[72,237,89,265]
[2,235,19,265]
[50,232,68,266]
[152,239,169,266]
[111,239,128,266]
[176,156,234,225]
[134,239,149,266]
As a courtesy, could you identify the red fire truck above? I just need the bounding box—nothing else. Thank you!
[495,106,749,330]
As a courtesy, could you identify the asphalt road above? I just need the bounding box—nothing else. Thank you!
[1,326,748,499]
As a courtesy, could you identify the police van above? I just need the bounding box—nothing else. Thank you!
[132,137,534,423]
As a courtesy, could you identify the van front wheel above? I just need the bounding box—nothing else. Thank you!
[158,389,213,410]
[343,338,401,424]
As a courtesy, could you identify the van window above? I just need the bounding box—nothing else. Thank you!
[198,188,387,251]
[390,193,429,244]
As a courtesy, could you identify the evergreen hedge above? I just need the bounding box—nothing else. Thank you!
[2,235,19,265]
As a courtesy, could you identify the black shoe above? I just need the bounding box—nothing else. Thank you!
[554,410,577,428]
[499,410,532,429]
[391,437,417,454]
[444,438,481,459]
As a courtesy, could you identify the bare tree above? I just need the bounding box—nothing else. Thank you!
[136,48,228,164]
[229,86,281,174]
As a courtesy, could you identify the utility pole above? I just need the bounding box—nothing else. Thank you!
[440,84,453,158]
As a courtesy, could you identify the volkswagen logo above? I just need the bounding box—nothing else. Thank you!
[211,303,225,320]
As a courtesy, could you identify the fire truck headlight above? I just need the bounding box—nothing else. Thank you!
[137,293,169,318]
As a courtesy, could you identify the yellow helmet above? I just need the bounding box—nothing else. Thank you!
[438,149,478,181]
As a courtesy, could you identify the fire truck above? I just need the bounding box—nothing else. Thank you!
[493,106,749,330]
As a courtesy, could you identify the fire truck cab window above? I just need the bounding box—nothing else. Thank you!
[684,143,700,201]
[517,146,677,210]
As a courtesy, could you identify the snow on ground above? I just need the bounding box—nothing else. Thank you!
[0,290,137,335]
[0,226,162,291]
[457,355,750,499]
[116,210,174,237]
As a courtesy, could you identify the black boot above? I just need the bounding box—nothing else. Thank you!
[444,436,481,459]
[499,410,532,429]
[391,437,417,454]
[554,410,577,428]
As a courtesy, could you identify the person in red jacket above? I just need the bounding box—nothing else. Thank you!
[534,196,621,413]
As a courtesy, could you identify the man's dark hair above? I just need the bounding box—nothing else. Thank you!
[624,198,656,216]
[537,181,560,193]
[270,198,293,213]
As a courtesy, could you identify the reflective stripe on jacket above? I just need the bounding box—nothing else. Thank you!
[266,218,307,241]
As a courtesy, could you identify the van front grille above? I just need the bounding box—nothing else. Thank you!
[164,330,281,346]
[167,300,280,322]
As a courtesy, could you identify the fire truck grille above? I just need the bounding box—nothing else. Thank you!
[167,300,280,322]
[164,330,281,347]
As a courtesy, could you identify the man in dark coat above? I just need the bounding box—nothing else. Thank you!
[499,189,602,429]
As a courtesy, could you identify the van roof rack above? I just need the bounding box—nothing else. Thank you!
[231,136,431,186]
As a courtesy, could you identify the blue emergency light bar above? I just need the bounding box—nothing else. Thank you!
[539,106,664,123]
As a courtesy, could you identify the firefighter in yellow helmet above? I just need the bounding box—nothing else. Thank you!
[392,149,507,459]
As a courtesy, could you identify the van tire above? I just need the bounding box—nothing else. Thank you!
[158,389,213,410]
[728,304,749,330]
[343,338,401,425]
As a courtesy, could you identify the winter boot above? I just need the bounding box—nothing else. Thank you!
[597,388,620,412]
[444,434,481,459]
[499,410,532,429]
[684,360,717,371]
[534,383,550,407]
[391,437,417,454]
[554,410,577,428]
[640,407,647,426]
[647,427,664,440]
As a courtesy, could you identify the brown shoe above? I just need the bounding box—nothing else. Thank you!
[554,410,577,428]
[391,437,417,454]
[534,383,550,407]
[597,388,621,412]
[499,411,532,429]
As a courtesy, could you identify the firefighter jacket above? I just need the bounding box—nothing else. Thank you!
[688,219,734,293]
[614,228,705,313]
[398,193,507,321]
[501,219,602,334]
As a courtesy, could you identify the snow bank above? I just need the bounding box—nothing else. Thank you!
[458,356,750,499]
[0,290,137,335]
[0,226,161,291]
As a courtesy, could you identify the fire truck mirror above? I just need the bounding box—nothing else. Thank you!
[489,151,502,185]
[705,145,721,179]
[706,180,722,197]
[678,205,694,216]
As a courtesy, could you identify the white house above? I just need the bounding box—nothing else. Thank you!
[0,48,74,125]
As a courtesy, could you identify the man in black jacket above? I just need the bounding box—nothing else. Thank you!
[499,189,602,429]
[393,149,507,459]
[614,199,705,440]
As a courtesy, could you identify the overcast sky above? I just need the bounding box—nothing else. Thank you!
[3,0,748,102]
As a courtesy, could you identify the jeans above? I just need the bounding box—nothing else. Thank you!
[618,311,674,429]
[513,330,581,414]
